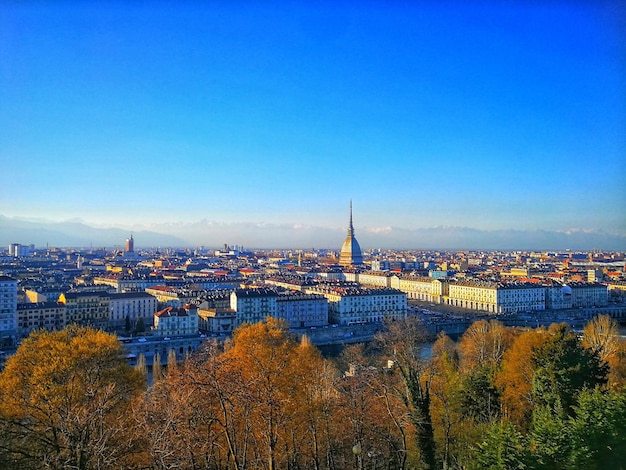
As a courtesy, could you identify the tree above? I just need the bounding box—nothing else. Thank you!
[532,323,608,415]
[0,326,145,470]
[469,420,529,470]
[135,316,146,334]
[583,315,626,389]
[496,328,549,429]
[460,365,501,424]
[568,388,626,469]
[458,320,516,372]
[221,318,305,470]
[376,316,437,469]
[429,333,464,470]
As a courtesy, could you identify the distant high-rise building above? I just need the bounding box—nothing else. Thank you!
[339,201,363,267]
[0,276,18,344]
[125,234,134,253]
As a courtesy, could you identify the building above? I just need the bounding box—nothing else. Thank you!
[390,275,447,303]
[145,285,205,308]
[358,272,393,288]
[230,288,279,325]
[58,291,110,329]
[153,304,199,336]
[568,282,608,308]
[197,307,237,335]
[339,201,364,267]
[275,291,328,328]
[16,302,66,338]
[0,276,18,345]
[94,274,165,293]
[305,284,407,325]
[8,243,34,257]
[446,280,545,314]
[125,234,134,253]
[108,292,158,328]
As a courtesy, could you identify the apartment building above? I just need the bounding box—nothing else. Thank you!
[446,280,545,314]
[304,285,407,325]
[153,304,199,336]
[109,292,158,328]
[58,291,110,329]
[275,292,328,328]
[16,301,66,338]
[0,276,18,344]
[230,288,279,325]
[390,275,447,303]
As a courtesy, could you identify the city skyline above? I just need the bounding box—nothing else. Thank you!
[1,2,624,246]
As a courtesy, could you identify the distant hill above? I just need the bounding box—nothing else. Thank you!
[0,216,188,248]
[1,215,624,251]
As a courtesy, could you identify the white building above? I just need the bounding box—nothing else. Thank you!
[109,292,158,328]
[230,288,278,326]
[153,304,199,336]
[390,275,446,303]
[0,276,18,345]
[275,292,328,328]
[304,285,407,325]
[358,272,393,288]
[446,280,545,314]
[568,282,608,308]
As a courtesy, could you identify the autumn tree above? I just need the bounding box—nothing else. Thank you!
[0,326,145,470]
[458,319,517,372]
[134,357,223,469]
[496,327,550,429]
[428,333,464,469]
[220,317,338,470]
[376,316,437,469]
[583,315,626,389]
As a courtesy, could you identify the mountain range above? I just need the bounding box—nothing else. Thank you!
[1,215,625,251]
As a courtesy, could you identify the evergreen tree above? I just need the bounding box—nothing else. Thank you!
[470,421,529,470]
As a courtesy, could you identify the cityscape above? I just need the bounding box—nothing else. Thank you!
[2,203,625,358]
[1,1,625,468]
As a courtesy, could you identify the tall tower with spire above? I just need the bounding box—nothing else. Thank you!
[339,201,363,267]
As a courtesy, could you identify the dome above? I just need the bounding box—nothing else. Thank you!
[561,285,572,295]
[339,202,363,267]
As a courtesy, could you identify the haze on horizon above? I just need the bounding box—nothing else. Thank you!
[1,1,625,247]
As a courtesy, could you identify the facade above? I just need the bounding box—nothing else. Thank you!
[94,274,164,293]
[0,276,18,344]
[8,243,33,257]
[339,202,364,267]
[275,292,328,328]
[358,272,392,288]
[197,307,237,334]
[390,275,446,303]
[153,304,199,336]
[109,292,158,328]
[58,291,110,329]
[568,282,608,308]
[230,288,278,325]
[305,285,407,325]
[16,302,66,338]
[145,285,204,308]
[544,284,573,310]
[446,281,546,314]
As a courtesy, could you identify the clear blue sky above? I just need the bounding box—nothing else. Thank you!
[1,1,624,237]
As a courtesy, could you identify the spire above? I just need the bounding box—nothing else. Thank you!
[349,200,354,234]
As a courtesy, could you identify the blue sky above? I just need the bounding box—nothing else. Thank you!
[1,1,624,245]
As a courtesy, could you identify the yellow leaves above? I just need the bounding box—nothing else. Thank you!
[458,319,518,371]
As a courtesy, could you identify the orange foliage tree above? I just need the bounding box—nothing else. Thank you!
[0,326,145,470]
